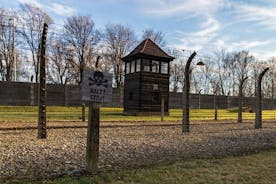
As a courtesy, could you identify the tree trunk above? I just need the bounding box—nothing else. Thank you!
[237,77,248,123]
[271,78,274,99]
[237,86,243,123]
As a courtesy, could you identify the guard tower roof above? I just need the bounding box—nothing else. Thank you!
[122,38,174,61]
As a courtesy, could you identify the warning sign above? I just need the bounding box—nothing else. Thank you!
[81,70,112,103]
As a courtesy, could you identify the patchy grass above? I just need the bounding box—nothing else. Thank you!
[0,106,275,122]
[4,148,276,184]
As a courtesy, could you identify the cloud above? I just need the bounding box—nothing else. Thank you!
[194,16,220,37]
[17,0,76,17]
[49,3,76,16]
[216,39,271,51]
[251,50,276,60]
[233,40,271,50]
[16,0,41,8]
[144,0,229,17]
[233,2,276,29]
[171,16,221,51]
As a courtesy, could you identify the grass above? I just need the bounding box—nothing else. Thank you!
[3,148,276,184]
[0,106,275,122]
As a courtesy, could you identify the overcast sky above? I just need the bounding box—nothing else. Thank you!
[2,0,276,59]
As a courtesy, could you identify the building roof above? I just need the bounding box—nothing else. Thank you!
[122,38,174,61]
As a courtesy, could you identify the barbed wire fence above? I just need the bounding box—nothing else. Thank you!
[1,11,276,182]
[1,18,276,124]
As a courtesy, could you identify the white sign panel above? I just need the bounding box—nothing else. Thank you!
[81,70,113,103]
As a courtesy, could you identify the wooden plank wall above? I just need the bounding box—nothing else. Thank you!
[139,72,169,112]
[124,73,140,111]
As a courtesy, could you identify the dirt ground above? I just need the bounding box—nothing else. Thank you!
[0,121,276,179]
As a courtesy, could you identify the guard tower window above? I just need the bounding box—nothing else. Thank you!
[152,60,160,73]
[126,62,130,74]
[161,62,168,74]
[136,59,141,72]
[131,60,135,73]
[153,83,159,90]
[143,59,151,72]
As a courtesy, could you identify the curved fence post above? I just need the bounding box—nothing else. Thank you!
[182,51,197,133]
[255,68,269,129]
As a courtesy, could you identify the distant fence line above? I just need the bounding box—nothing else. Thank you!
[0,81,276,110]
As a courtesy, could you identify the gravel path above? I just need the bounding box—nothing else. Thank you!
[1,121,276,179]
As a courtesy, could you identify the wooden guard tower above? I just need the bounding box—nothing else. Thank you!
[122,38,174,115]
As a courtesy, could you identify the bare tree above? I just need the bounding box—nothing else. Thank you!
[142,28,166,47]
[18,3,52,83]
[212,49,234,95]
[170,62,184,92]
[191,58,210,94]
[63,15,100,85]
[0,9,17,81]
[228,51,253,123]
[16,52,30,81]
[47,36,73,85]
[263,58,276,99]
[247,61,264,97]
[168,49,210,94]
[93,43,113,72]
[250,59,276,99]
[208,58,222,96]
[167,49,184,92]
[103,23,136,88]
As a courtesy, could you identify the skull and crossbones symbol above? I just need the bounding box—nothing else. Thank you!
[88,71,108,88]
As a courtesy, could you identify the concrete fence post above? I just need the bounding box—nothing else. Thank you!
[255,68,269,129]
